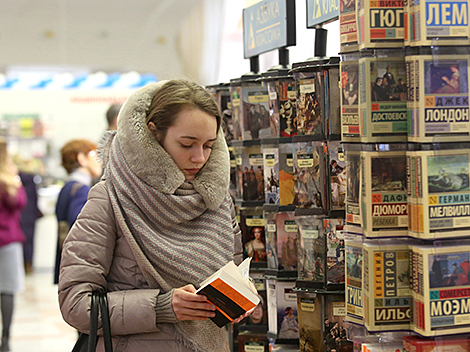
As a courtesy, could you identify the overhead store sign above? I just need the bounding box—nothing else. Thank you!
[307,0,339,27]
[243,0,296,58]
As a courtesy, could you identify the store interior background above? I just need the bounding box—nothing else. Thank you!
[0,0,339,272]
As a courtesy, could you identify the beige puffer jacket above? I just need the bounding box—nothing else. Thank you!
[58,181,243,352]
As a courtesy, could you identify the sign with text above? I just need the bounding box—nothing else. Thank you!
[243,0,296,58]
[307,0,340,27]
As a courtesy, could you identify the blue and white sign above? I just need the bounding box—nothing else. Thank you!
[243,0,296,59]
[307,0,340,27]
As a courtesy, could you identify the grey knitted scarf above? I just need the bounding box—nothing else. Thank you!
[100,82,234,352]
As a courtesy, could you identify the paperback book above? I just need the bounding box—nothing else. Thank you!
[341,58,361,142]
[410,147,470,239]
[196,258,260,328]
[358,54,408,143]
[345,236,364,325]
[362,240,411,331]
[408,53,470,143]
[360,149,408,237]
[410,243,470,336]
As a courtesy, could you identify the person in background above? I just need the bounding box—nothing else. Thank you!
[14,156,43,274]
[106,103,122,131]
[58,80,253,352]
[53,139,102,284]
[0,139,27,352]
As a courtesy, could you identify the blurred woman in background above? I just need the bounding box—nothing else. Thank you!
[53,139,102,284]
[0,139,27,352]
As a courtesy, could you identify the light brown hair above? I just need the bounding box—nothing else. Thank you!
[146,79,221,143]
[61,139,97,174]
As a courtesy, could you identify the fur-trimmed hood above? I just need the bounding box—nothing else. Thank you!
[99,81,230,210]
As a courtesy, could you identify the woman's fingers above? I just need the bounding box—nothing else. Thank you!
[172,285,216,321]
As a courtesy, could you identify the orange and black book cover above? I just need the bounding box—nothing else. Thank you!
[199,277,258,327]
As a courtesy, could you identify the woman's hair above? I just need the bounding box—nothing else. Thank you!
[61,139,97,174]
[0,138,8,173]
[0,138,18,195]
[146,79,221,143]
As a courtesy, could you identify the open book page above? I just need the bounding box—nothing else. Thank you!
[197,257,254,293]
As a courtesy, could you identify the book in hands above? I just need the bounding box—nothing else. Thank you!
[196,257,260,328]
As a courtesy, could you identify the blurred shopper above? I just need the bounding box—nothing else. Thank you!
[105,103,122,131]
[53,140,102,284]
[58,80,253,352]
[14,157,43,274]
[0,139,27,352]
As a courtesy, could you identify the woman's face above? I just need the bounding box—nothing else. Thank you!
[155,108,217,181]
[79,149,102,179]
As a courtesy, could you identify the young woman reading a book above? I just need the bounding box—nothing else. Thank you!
[58,80,253,352]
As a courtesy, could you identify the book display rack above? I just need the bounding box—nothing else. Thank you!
[207,0,470,350]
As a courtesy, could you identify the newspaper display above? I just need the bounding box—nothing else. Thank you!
[358,55,408,143]
[240,207,267,265]
[293,141,327,212]
[408,54,470,143]
[276,78,297,137]
[362,241,411,331]
[357,0,405,49]
[411,243,470,336]
[296,74,324,137]
[263,145,280,205]
[408,0,470,47]
[276,210,299,271]
[264,206,279,270]
[325,218,346,286]
[361,150,408,237]
[410,148,470,239]
[328,141,347,211]
[232,144,244,201]
[296,216,326,286]
[345,236,364,325]
[279,142,298,206]
[345,149,362,230]
[297,292,351,352]
[240,145,265,202]
[325,65,342,138]
[266,279,299,339]
[241,83,271,140]
[267,79,281,138]
[230,84,243,141]
[340,0,359,52]
[297,291,322,352]
[341,58,361,142]
[228,146,241,201]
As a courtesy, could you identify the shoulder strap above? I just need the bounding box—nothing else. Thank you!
[70,181,84,198]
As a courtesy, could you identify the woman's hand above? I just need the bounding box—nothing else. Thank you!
[172,284,216,321]
[232,306,256,324]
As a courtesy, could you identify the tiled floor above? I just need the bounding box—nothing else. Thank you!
[9,269,77,352]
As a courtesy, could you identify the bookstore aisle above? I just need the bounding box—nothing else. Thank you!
[10,270,77,352]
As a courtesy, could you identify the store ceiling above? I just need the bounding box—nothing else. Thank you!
[0,0,202,74]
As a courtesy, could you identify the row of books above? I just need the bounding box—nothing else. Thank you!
[344,144,470,239]
[230,139,346,214]
[340,0,470,52]
[345,236,470,337]
[340,48,470,143]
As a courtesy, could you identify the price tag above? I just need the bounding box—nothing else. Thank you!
[265,154,275,167]
[297,154,314,168]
